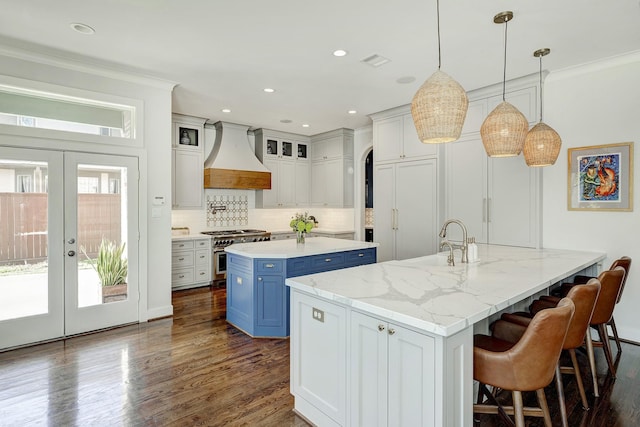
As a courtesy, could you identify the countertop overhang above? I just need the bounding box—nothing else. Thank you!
[224,237,378,259]
[285,244,605,337]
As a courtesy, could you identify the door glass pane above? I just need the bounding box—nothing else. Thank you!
[77,164,129,307]
[0,160,49,320]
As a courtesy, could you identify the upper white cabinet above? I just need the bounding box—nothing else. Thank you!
[172,114,206,209]
[255,129,310,208]
[444,75,541,248]
[372,107,438,163]
[310,128,354,208]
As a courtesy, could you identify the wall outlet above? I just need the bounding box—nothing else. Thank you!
[312,308,324,323]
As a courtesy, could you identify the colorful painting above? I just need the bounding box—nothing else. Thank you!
[578,153,620,202]
[568,142,633,211]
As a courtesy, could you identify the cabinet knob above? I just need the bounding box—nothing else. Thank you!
[258,277,263,281]
[377,324,385,332]
[388,328,396,335]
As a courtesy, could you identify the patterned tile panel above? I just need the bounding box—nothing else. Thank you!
[206,194,248,227]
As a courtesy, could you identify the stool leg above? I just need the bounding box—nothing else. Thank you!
[585,331,599,397]
[569,349,589,410]
[609,317,622,358]
[536,388,553,427]
[555,364,568,427]
[513,390,525,427]
[598,323,617,377]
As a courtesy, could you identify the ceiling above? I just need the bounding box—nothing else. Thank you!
[0,0,639,135]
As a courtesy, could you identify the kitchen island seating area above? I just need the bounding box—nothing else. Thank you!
[492,278,602,427]
[286,244,606,426]
[473,298,575,427]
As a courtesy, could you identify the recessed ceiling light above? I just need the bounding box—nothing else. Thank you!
[263,88,275,93]
[302,124,310,128]
[280,119,292,124]
[221,108,231,113]
[333,49,348,57]
[70,22,95,35]
[396,76,416,84]
[348,110,357,115]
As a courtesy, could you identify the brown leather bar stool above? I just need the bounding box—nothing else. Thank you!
[541,268,625,397]
[565,256,631,357]
[500,279,601,427]
[473,298,575,427]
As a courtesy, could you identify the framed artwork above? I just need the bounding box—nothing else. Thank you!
[567,142,634,211]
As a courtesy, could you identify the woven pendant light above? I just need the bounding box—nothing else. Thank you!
[481,11,528,157]
[523,48,562,167]
[411,0,468,144]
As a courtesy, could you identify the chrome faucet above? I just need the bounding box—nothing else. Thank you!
[439,219,469,263]
[439,240,455,266]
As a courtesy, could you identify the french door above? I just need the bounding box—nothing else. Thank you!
[0,147,139,349]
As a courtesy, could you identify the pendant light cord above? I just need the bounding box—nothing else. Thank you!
[502,18,508,101]
[539,54,544,122]
[436,0,442,70]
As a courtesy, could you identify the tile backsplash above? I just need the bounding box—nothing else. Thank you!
[206,194,248,227]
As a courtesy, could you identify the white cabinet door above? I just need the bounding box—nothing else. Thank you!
[395,160,438,259]
[444,139,487,244]
[374,115,403,163]
[291,290,347,426]
[374,160,437,262]
[351,310,437,427]
[278,160,295,207]
[388,323,436,427]
[350,311,389,426]
[374,164,395,262]
[261,158,279,207]
[172,149,203,209]
[488,156,539,247]
[445,137,540,248]
[295,161,310,206]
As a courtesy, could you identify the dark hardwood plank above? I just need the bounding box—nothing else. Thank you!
[1,286,639,426]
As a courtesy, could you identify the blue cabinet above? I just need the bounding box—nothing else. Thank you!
[226,247,376,337]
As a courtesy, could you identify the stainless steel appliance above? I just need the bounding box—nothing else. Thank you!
[200,229,271,284]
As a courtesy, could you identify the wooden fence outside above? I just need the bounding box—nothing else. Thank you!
[0,193,122,265]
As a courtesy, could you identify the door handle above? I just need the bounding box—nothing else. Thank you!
[67,250,76,257]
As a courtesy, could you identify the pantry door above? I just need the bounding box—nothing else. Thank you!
[0,147,139,349]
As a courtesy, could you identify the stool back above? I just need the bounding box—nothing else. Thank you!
[610,256,631,303]
[591,267,625,325]
[474,298,574,392]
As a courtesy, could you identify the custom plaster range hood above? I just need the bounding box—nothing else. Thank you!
[203,121,271,189]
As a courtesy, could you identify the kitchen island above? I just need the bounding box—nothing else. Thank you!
[285,244,605,427]
[224,237,378,338]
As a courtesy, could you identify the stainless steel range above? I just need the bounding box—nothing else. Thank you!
[200,229,271,283]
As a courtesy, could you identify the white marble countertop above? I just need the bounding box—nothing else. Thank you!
[269,229,355,235]
[225,237,378,258]
[171,234,211,241]
[285,244,605,337]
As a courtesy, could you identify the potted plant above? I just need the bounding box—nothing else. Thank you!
[82,239,128,303]
[290,212,315,244]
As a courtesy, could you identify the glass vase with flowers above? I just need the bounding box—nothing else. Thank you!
[290,212,315,244]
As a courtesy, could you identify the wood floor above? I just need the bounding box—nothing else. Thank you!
[0,285,639,426]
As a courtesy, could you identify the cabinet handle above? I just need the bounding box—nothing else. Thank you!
[378,324,385,332]
[178,257,185,261]
[199,272,205,276]
[325,258,332,262]
[199,255,205,259]
[179,244,185,247]
[358,253,364,257]
[483,198,487,223]
[388,328,396,335]
[487,198,492,223]
[265,263,274,268]
[178,274,185,279]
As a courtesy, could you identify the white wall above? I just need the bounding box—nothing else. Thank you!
[0,50,174,321]
[543,52,640,342]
